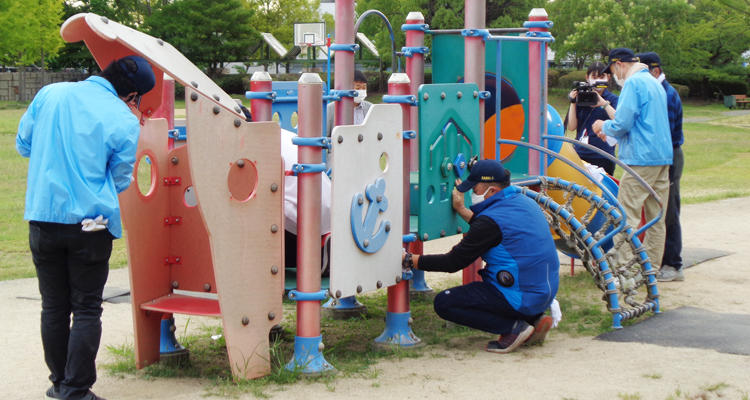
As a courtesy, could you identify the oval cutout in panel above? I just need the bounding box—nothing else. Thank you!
[227,159,258,202]
[184,186,197,207]
[135,153,156,197]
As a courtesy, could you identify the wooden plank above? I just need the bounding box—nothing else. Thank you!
[119,118,171,369]
[185,88,284,380]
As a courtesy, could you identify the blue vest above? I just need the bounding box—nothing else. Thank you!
[470,187,560,315]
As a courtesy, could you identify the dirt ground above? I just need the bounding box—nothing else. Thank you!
[2,196,749,400]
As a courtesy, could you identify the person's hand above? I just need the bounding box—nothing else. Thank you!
[568,90,578,103]
[594,92,607,107]
[452,181,465,212]
[592,120,607,139]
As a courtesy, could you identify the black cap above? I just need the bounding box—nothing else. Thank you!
[635,52,661,69]
[456,160,510,193]
[117,55,156,95]
[602,47,639,74]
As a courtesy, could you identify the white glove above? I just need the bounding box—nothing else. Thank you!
[82,215,109,232]
[550,298,562,328]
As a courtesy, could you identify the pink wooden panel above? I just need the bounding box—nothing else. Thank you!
[140,294,221,317]
[119,118,171,369]
[185,88,284,380]
[167,144,216,293]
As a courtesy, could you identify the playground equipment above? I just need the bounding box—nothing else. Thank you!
[58,0,663,381]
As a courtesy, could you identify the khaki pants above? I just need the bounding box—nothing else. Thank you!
[616,165,670,268]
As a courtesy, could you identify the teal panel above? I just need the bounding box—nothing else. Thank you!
[432,34,531,176]
[417,83,480,241]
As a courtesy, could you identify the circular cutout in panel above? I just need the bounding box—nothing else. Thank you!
[227,159,258,202]
[379,152,389,172]
[426,185,435,204]
[135,153,157,197]
[184,186,197,207]
[291,111,299,129]
[272,112,281,124]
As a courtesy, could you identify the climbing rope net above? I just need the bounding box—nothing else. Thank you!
[515,176,660,328]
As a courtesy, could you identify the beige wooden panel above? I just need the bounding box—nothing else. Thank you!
[60,13,243,119]
[185,88,284,380]
[119,118,171,369]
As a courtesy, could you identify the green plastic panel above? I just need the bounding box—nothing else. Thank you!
[416,83,481,241]
[432,34,531,177]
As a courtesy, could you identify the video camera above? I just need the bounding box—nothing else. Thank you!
[572,81,608,107]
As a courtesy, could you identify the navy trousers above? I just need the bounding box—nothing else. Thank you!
[30,221,112,400]
[662,146,684,270]
[433,281,541,335]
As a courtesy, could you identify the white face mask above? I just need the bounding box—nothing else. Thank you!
[353,89,367,104]
[471,187,492,206]
[613,65,626,87]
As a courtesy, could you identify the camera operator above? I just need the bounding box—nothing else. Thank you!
[566,61,618,175]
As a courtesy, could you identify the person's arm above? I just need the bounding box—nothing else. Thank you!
[567,90,578,132]
[671,90,683,145]
[109,122,140,194]
[452,178,473,222]
[411,216,502,273]
[595,92,616,119]
[16,103,36,158]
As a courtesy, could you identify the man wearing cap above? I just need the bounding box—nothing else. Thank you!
[17,55,155,400]
[592,48,672,274]
[636,51,685,282]
[402,160,560,354]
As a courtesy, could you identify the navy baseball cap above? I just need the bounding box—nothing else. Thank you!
[636,52,661,69]
[117,55,156,95]
[456,160,510,193]
[602,48,639,74]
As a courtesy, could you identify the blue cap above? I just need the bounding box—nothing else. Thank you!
[635,52,661,69]
[117,55,156,95]
[456,159,510,193]
[602,47,639,74]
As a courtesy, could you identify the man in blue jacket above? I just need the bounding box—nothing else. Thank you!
[593,48,672,272]
[636,52,685,282]
[402,160,559,354]
[17,56,155,400]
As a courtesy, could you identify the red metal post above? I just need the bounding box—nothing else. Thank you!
[405,12,425,172]
[462,0,487,285]
[250,71,273,122]
[387,73,412,314]
[527,9,549,176]
[334,0,355,133]
[296,73,324,338]
[152,74,175,149]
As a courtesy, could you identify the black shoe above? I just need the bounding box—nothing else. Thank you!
[486,320,534,354]
[44,386,61,400]
[77,391,107,400]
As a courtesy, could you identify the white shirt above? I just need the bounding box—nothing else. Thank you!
[353,103,365,125]
[281,129,332,235]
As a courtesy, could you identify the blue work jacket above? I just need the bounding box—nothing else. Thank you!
[470,187,560,316]
[602,69,672,166]
[16,76,140,239]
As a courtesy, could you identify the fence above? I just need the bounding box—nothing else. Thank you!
[0,72,89,102]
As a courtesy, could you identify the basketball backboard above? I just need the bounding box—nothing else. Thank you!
[294,22,326,47]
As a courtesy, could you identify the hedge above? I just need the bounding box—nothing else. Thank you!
[671,83,689,99]
[558,70,588,90]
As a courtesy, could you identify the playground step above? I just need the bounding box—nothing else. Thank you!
[140,294,221,317]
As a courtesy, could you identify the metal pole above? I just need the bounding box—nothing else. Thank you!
[250,71,273,122]
[527,8,548,176]
[334,0,355,134]
[374,75,422,349]
[405,12,425,171]
[288,73,333,374]
[462,0,486,286]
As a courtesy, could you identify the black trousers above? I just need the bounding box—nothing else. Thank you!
[433,281,541,335]
[663,146,684,270]
[29,221,112,399]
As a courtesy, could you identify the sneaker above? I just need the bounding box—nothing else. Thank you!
[523,315,553,347]
[486,321,534,354]
[77,391,107,400]
[44,386,61,400]
[657,265,685,282]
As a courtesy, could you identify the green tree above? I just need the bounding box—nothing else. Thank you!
[0,0,64,69]
[145,0,259,77]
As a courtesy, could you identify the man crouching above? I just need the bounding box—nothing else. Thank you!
[402,160,559,353]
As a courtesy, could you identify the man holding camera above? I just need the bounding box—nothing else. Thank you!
[592,48,672,272]
[636,51,685,282]
[402,160,560,354]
